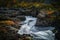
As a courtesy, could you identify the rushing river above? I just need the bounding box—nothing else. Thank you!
[17,16,55,40]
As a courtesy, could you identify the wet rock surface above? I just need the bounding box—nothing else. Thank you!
[0,8,59,40]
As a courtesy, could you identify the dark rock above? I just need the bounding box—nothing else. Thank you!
[0,27,19,40]
[36,16,56,27]
[35,18,50,27]
[55,32,60,40]
[16,16,26,21]
[19,34,33,40]
[36,10,58,27]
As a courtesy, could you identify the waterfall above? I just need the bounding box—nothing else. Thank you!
[17,16,55,40]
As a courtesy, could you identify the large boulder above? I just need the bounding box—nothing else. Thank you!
[0,25,19,40]
[36,9,56,27]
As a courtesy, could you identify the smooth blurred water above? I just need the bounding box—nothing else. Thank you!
[17,16,55,40]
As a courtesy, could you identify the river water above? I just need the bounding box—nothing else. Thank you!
[17,16,55,40]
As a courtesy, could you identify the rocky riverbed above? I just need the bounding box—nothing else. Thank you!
[0,8,59,40]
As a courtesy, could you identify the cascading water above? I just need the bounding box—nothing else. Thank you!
[17,16,55,40]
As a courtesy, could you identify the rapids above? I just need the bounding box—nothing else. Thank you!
[17,16,55,40]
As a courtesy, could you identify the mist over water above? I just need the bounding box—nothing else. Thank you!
[17,16,55,40]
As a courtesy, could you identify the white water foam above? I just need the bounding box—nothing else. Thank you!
[17,16,55,40]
